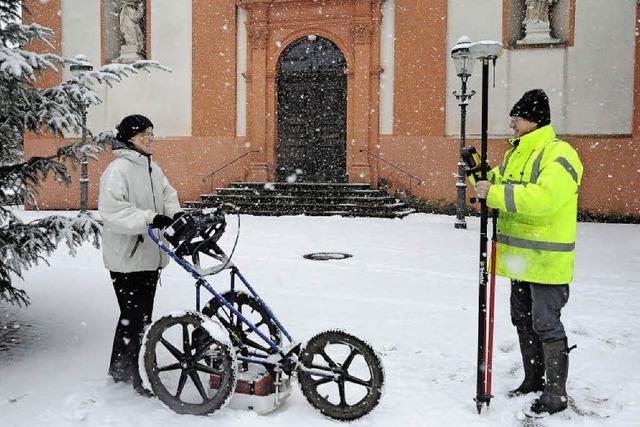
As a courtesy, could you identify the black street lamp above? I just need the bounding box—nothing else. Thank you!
[451,36,476,229]
[69,56,94,213]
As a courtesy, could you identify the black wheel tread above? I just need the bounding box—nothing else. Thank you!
[143,313,237,415]
[298,329,384,421]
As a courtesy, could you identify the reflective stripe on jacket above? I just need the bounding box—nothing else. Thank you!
[483,124,583,284]
[98,148,181,273]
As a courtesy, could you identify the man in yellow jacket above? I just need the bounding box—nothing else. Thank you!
[473,89,583,415]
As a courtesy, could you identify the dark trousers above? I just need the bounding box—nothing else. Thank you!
[109,270,159,387]
[510,280,569,343]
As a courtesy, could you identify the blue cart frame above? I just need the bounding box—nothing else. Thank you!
[144,208,384,421]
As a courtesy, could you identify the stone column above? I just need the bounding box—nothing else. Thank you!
[349,18,374,183]
[367,0,384,188]
[265,69,277,180]
[245,5,270,181]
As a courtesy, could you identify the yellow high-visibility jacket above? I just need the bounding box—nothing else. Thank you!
[478,124,583,284]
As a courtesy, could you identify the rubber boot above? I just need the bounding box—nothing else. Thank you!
[507,332,545,397]
[108,350,132,384]
[530,338,569,414]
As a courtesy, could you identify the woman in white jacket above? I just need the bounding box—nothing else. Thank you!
[98,114,182,395]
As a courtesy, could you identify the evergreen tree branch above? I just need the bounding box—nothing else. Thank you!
[0,212,102,307]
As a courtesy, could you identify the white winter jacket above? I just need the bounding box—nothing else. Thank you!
[98,148,182,273]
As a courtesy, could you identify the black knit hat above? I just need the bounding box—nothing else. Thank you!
[509,89,550,127]
[115,114,154,143]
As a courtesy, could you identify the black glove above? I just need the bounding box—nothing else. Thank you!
[172,211,185,221]
[151,214,174,229]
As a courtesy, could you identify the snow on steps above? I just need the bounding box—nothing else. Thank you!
[187,182,415,218]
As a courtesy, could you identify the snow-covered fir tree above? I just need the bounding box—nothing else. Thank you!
[0,0,169,306]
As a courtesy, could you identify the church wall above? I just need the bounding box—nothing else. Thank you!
[393,0,448,137]
[445,0,635,136]
[21,0,640,216]
[565,0,635,135]
[24,136,247,210]
[375,0,639,217]
[23,0,62,88]
[192,0,237,137]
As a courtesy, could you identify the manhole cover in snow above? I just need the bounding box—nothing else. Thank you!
[303,252,353,261]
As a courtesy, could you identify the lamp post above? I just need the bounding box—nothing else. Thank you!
[69,56,93,212]
[451,36,476,229]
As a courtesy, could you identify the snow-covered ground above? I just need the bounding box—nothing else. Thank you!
[1,211,638,427]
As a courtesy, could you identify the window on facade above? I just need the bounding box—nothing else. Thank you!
[102,0,148,63]
[504,0,574,48]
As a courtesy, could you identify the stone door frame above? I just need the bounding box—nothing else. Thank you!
[239,0,382,185]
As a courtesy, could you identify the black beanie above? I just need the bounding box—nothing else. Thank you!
[115,114,154,143]
[509,89,550,127]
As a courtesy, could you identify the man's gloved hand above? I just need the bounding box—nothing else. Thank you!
[151,214,174,229]
[172,211,185,221]
[475,180,492,199]
[461,146,482,177]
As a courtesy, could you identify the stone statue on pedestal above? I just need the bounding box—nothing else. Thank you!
[518,0,560,45]
[116,0,145,63]
[525,0,552,22]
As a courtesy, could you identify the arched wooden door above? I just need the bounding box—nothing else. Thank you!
[276,36,347,183]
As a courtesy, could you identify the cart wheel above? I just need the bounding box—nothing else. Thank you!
[202,290,282,353]
[143,312,237,415]
[298,329,384,421]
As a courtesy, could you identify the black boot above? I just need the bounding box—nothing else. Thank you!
[108,351,132,384]
[508,332,545,397]
[530,338,569,414]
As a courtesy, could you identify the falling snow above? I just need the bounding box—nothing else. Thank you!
[0,210,639,426]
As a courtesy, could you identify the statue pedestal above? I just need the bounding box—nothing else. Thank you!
[517,21,560,45]
[115,44,143,63]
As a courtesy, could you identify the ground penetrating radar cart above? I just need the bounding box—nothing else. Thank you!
[141,205,384,420]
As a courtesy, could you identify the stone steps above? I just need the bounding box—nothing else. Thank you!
[200,194,397,206]
[189,182,415,218]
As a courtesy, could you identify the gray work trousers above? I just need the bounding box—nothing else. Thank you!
[510,280,570,343]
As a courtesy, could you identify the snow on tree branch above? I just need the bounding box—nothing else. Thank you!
[0,212,102,307]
